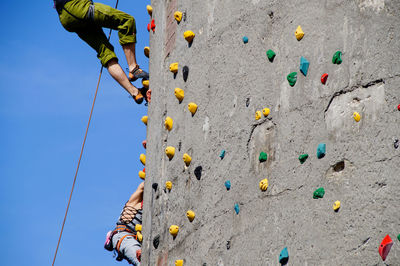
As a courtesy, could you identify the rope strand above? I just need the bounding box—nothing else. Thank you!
[52,1,119,265]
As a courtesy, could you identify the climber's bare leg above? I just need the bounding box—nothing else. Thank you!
[106,59,139,97]
[122,42,138,73]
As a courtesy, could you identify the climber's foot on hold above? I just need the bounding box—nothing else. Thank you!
[129,65,149,82]
[133,89,144,104]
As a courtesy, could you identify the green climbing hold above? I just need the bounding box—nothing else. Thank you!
[313,187,325,199]
[287,72,297,87]
[398,234,400,242]
[259,152,268,162]
[266,49,276,62]
[332,51,342,64]
[298,154,308,164]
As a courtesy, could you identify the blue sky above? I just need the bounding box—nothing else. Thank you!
[0,1,150,265]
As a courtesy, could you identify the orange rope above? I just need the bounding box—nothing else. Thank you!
[52,1,119,265]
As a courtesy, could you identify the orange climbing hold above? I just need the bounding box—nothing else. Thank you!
[379,234,393,261]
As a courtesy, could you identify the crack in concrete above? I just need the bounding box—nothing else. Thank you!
[347,237,371,252]
[246,118,276,156]
[323,78,386,117]
[375,153,400,163]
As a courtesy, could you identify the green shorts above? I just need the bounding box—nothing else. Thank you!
[58,0,136,66]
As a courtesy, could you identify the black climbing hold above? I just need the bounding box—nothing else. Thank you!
[194,166,203,180]
[394,139,399,149]
[153,235,160,249]
[226,240,231,250]
[152,183,158,191]
[246,98,250,107]
[183,66,189,82]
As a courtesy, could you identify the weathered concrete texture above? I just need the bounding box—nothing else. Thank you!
[142,0,400,265]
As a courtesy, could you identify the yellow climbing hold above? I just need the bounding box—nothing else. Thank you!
[262,108,270,117]
[146,5,153,16]
[135,224,142,232]
[174,88,184,102]
[165,181,172,190]
[255,111,262,120]
[137,231,143,242]
[175,260,183,266]
[142,79,149,89]
[183,153,192,166]
[139,154,146,165]
[169,225,179,236]
[165,146,176,159]
[295,25,304,41]
[188,102,198,115]
[174,11,183,22]
[333,201,341,211]
[165,116,173,131]
[141,116,148,125]
[259,178,269,191]
[183,30,195,43]
[138,170,146,180]
[186,210,195,222]
[353,112,361,122]
[144,46,150,58]
[170,62,178,73]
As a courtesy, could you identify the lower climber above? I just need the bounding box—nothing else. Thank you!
[105,182,144,265]
[54,0,149,104]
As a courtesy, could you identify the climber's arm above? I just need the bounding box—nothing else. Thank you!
[125,182,144,208]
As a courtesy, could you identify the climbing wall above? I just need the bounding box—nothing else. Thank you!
[141,0,400,265]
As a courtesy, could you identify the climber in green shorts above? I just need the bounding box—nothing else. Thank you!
[54,0,149,104]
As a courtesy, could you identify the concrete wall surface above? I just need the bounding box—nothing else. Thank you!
[141,0,400,265]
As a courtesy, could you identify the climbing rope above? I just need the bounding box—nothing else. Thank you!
[51,1,119,265]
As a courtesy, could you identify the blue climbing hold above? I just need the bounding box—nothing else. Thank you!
[234,203,240,214]
[279,247,289,265]
[242,36,248,44]
[220,150,226,159]
[225,180,231,190]
[300,57,309,76]
[316,143,326,159]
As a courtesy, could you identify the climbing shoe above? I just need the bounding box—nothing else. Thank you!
[139,87,151,104]
[133,91,144,104]
[129,65,149,81]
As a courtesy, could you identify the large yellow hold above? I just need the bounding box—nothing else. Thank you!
[295,25,304,41]
[262,108,270,117]
[174,11,183,22]
[170,62,179,73]
[174,88,184,102]
[165,117,173,131]
[333,200,341,211]
[259,178,269,191]
[175,260,183,266]
[137,231,143,242]
[255,111,262,120]
[353,112,361,122]
[183,153,192,166]
[135,224,142,232]
[188,102,198,115]
[146,5,152,16]
[141,116,148,125]
[139,154,146,165]
[144,46,150,58]
[138,170,146,180]
[183,31,195,43]
[165,181,172,190]
[186,210,195,222]
[142,79,149,89]
[165,146,176,159]
[169,225,179,236]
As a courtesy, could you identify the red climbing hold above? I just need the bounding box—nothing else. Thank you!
[321,73,328,84]
[142,140,147,149]
[150,19,156,32]
[397,104,400,111]
[147,23,150,32]
[379,234,393,261]
[143,168,145,173]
